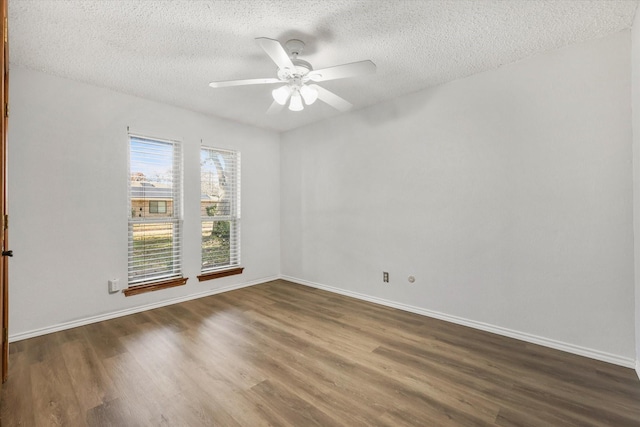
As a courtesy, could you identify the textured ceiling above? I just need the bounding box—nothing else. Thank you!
[9,0,639,132]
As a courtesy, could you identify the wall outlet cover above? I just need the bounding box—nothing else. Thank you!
[108,279,120,293]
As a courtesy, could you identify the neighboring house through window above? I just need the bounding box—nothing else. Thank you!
[200,146,240,272]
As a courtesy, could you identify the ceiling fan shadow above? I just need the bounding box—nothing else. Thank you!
[356,86,442,128]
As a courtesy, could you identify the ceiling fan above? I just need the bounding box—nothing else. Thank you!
[209,38,376,113]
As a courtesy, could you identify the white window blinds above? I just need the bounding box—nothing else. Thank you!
[200,147,241,272]
[128,135,182,284]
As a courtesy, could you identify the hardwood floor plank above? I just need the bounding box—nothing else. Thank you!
[80,321,127,360]
[100,352,170,426]
[493,404,601,427]
[23,333,60,365]
[30,352,85,425]
[150,389,243,427]
[1,279,639,426]
[207,390,274,427]
[248,379,343,427]
[170,305,268,391]
[60,339,117,413]
[0,350,35,426]
[85,398,134,427]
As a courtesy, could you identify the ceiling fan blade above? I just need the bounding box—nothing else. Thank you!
[266,100,285,115]
[209,78,281,88]
[255,37,295,71]
[307,60,376,82]
[310,84,353,112]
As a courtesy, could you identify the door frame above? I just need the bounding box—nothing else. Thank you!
[1,0,9,384]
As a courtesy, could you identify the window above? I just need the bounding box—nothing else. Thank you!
[128,135,183,288]
[200,147,240,274]
[149,200,167,214]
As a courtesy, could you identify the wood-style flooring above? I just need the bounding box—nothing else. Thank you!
[1,280,639,426]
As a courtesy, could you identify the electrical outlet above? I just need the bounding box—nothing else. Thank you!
[383,272,389,283]
[108,279,120,293]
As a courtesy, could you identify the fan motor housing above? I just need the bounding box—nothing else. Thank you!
[293,59,312,74]
[278,58,312,80]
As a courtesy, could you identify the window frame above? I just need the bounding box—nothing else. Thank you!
[199,146,241,279]
[127,133,186,294]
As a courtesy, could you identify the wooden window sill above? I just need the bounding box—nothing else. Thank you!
[123,277,188,297]
[197,267,244,282]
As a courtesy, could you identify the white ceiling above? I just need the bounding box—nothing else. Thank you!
[9,0,639,132]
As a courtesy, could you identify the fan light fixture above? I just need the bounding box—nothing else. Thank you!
[288,90,304,111]
[272,83,318,111]
[272,85,291,105]
[300,85,318,105]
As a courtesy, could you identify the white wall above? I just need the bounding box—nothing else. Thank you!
[8,66,280,337]
[281,31,635,364]
[632,10,640,378]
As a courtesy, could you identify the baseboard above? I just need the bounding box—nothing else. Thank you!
[636,359,640,380]
[281,275,636,369]
[9,275,279,342]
